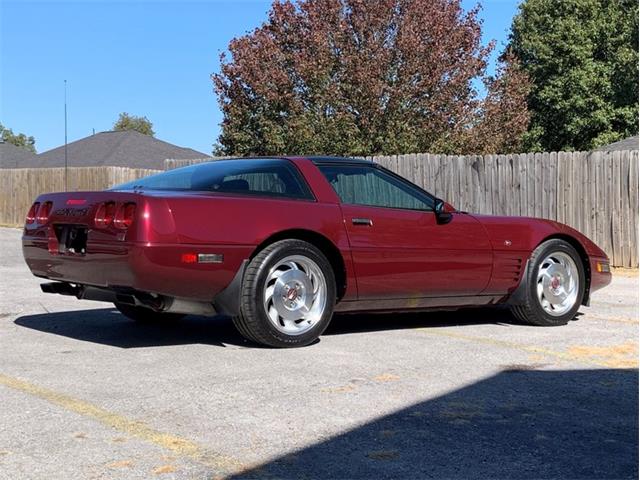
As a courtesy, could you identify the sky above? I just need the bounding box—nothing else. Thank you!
[0,0,521,155]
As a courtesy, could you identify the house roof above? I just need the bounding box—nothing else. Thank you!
[595,135,639,152]
[28,130,210,170]
[0,141,38,168]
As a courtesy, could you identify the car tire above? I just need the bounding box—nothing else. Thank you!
[114,302,185,323]
[232,239,336,348]
[510,239,585,326]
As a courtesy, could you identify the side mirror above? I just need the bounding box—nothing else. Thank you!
[434,198,453,225]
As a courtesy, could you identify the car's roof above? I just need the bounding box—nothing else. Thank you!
[197,156,375,166]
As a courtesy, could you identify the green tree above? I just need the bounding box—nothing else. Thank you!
[509,0,638,152]
[113,112,155,136]
[213,0,531,156]
[0,123,36,153]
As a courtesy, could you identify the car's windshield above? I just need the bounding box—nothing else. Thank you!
[112,159,314,200]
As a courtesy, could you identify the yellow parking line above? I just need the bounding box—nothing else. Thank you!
[416,329,638,368]
[0,373,244,475]
[582,313,639,324]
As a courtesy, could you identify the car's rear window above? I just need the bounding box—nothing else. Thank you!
[112,159,314,200]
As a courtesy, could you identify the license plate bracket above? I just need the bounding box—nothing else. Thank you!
[54,225,88,255]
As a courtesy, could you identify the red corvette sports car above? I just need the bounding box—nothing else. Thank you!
[22,156,611,347]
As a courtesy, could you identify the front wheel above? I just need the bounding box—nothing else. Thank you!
[510,239,585,326]
[232,239,336,348]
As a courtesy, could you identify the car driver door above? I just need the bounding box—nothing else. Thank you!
[317,163,493,300]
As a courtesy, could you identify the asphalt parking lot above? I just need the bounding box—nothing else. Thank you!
[0,226,637,479]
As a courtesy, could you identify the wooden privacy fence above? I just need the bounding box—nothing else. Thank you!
[0,166,160,226]
[164,157,231,170]
[0,151,637,267]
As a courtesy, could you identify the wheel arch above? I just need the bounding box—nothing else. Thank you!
[537,234,592,306]
[251,229,348,301]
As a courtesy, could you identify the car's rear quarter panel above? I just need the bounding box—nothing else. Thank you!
[142,193,354,300]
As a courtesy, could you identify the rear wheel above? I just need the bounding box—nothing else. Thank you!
[510,239,585,326]
[114,303,184,323]
[233,239,336,348]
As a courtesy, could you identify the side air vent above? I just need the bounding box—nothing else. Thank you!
[493,256,523,282]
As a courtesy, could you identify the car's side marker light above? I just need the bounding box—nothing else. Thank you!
[181,253,198,264]
[181,253,223,264]
[198,254,224,264]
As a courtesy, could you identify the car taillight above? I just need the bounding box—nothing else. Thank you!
[26,202,40,224]
[36,202,53,224]
[113,203,136,229]
[94,202,116,228]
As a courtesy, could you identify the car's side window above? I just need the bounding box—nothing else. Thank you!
[220,169,290,196]
[207,164,312,199]
[318,165,434,211]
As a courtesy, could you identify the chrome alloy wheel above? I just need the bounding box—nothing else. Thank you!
[536,251,580,316]
[263,255,328,335]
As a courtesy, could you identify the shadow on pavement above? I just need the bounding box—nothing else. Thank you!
[327,306,523,335]
[233,368,638,479]
[14,305,522,349]
[14,308,247,348]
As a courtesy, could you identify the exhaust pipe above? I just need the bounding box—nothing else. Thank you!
[129,291,215,315]
[41,282,80,296]
[161,298,216,316]
[40,282,216,316]
[41,282,131,304]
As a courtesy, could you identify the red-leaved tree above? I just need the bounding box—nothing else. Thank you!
[213,0,530,156]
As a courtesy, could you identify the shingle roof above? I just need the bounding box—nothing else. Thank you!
[0,142,38,168]
[595,135,639,152]
[27,130,210,170]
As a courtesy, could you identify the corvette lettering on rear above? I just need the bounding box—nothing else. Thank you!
[53,207,89,217]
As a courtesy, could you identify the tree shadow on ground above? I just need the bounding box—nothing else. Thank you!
[233,368,638,479]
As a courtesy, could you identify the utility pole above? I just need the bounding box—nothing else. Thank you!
[64,79,68,191]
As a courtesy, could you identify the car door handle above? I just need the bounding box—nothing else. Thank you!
[352,218,373,226]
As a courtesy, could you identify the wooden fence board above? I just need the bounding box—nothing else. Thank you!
[620,152,629,267]
[596,152,606,264]
[630,151,639,267]
[603,152,614,261]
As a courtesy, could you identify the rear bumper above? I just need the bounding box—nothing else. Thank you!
[22,236,253,302]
